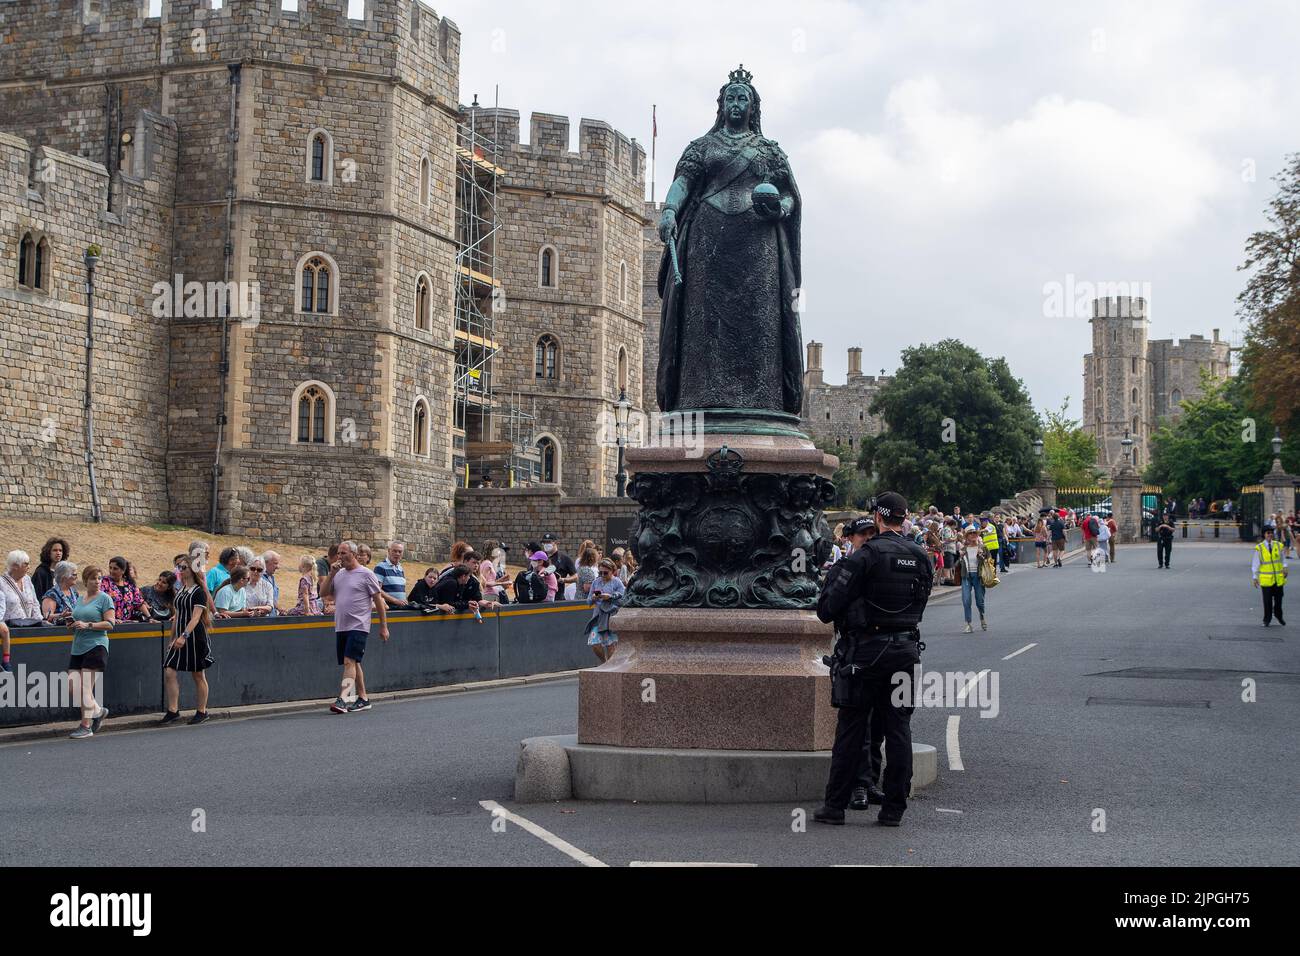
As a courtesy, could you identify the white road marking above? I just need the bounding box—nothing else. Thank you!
[935,808,963,814]
[1002,643,1038,660]
[629,861,756,867]
[955,669,989,704]
[478,800,608,868]
[946,715,963,771]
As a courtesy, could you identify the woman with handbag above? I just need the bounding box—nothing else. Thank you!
[954,527,992,633]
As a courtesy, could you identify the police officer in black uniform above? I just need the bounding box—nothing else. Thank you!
[837,516,887,810]
[814,492,933,827]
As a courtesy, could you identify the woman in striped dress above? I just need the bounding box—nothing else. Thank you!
[161,557,214,726]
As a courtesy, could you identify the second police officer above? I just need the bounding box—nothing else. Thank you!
[814,492,933,827]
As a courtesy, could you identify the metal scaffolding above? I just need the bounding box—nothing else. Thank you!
[453,100,505,486]
[503,390,541,487]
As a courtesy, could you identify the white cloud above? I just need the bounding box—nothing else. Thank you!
[450,0,1300,415]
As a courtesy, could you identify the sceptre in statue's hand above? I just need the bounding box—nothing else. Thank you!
[659,206,683,286]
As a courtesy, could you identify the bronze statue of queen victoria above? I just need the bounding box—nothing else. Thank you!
[656,65,804,418]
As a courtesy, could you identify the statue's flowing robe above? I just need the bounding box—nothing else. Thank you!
[656,131,803,414]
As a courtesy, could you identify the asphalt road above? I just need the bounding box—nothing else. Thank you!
[2,541,1295,867]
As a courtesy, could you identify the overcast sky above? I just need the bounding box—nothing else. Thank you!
[452,0,1299,418]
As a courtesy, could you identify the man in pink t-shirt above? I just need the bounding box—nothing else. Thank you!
[320,540,388,714]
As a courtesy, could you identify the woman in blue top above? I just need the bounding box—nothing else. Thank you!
[41,560,80,626]
[585,559,626,663]
[68,565,115,740]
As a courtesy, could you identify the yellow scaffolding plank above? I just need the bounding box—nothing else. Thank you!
[458,264,501,288]
[454,327,501,350]
[456,144,507,177]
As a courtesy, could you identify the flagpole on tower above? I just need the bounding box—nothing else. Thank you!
[651,104,657,203]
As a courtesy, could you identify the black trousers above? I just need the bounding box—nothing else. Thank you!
[1261,585,1284,624]
[824,638,919,815]
[854,705,885,789]
[1157,539,1172,567]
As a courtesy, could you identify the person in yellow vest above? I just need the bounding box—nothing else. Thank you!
[979,515,1001,575]
[1252,525,1288,627]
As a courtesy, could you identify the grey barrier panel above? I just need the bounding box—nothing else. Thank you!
[497,601,595,678]
[0,622,165,726]
[189,610,501,711]
[1,605,589,725]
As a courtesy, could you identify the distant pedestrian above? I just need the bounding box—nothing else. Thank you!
[1033,517,1049,568]
[514,551,555,603]
[260,551,282,613]
[576,541,601,599]
[1092,518,1110,574]
[955,527,991,632]
[1082,514,1099,567]
[315,543,338,587]
[290,555,322,615]
[540,534,577,598]
[41,560,81,626]
[214,566,255,618]
[585,559,625,662]
[979,515,1001,573]
[206,547,238,595]
[2,550,44,627]
[141,570,177,622]
[243,559,276,616]
[1049,512,1066,568]
[161,556,214,725]
[1156,516,1175,568]
[1253,525,1287,627]
[1106,516,1118,563]
[320,541,389,714]
[66,566,114,740]
[32,537,70,599]
[407,568,444,610]
[373,540,410,608]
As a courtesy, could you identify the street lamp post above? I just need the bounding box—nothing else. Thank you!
[615,387,631,497]
[1272,427,1283,464]
[83,245,103,523]
[1121,431,1134,467]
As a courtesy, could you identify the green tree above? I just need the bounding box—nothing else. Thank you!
[1041,399,1101,487]
[1145,371,1300,501]
[1237,152,1300,433]
[866,339,1039,510]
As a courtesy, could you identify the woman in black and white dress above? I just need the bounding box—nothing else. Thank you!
[161,557,214,726]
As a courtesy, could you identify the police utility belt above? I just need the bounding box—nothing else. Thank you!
[824,629,923,709]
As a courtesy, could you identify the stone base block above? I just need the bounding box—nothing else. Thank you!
[514,734,938,803]
[578,608,837,750]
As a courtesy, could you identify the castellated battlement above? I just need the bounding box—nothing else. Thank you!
[0,1,460,110]
[469,108,646,212]
[1090,295,1149,321]
[0,115,176,221]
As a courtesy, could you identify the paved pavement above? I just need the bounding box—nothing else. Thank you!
[2,541,1296,867]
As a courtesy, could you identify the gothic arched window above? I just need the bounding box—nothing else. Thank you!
[535,334,559,380]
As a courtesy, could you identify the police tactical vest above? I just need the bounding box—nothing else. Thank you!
[860,533,929,629]
[1257,541,1285,587]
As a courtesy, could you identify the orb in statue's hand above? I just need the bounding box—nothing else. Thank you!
[753,181,781,218]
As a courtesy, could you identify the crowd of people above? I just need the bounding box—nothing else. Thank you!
[825,504,1110,633]
[0,530,638,737]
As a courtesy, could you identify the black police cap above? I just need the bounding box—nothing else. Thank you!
[844,516,876,536]
[874,491,908,520]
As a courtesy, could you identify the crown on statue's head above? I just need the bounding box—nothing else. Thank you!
[728,64,754,86]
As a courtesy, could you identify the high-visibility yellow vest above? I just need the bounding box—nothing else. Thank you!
[1256,540,1285,587]
[982,525,999,551]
